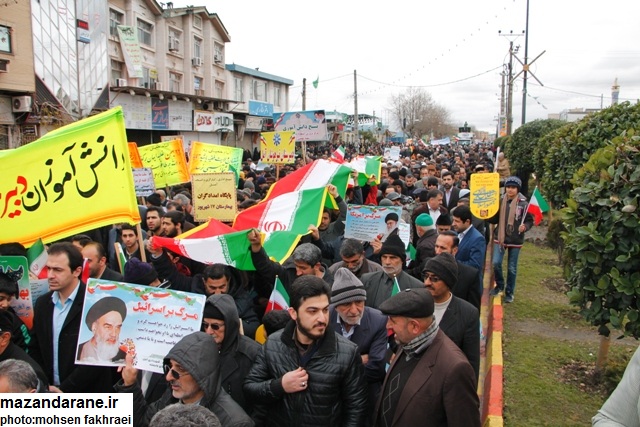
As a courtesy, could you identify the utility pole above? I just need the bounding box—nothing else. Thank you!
[521,0,530,125]
[353,70,358,145]
[499,30,522,135]
[302,77,306,110]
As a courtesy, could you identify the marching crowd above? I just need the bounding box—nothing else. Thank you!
[0,141,539,426]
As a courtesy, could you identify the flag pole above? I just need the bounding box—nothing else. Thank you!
[267,275,279,312]
[520,185,537,226]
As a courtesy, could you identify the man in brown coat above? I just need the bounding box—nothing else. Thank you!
[374,288,480,427]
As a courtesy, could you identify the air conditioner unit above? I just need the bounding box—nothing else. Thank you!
[213,54,222,63]
[0,60,8,73]
[192,57,203,67]
[12,96,32,113]
[116,78,127,87]
[168,37,179,52]
[154,82,163,90]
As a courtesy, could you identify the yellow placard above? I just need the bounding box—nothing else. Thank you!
[128,142,143,168]
[260,131,296,164]
[470,172,500,219]
[0,107,140,246]
[138,139,190,187]
[191,173,238,222]
[188,142,243,175]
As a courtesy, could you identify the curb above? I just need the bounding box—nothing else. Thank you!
[482,295,504,426]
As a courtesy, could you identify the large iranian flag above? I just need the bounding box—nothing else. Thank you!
[265,276,290,313]
[154,187,328,268]
[256,159,352,210]
[152,229,255,270]
[527,187,550,226]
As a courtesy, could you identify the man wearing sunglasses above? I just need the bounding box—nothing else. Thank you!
[202,294,261,417]
[423,253,480,381]
[116,331,253,427]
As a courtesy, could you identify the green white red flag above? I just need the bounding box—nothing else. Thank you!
[330,145,346,163]
[26,239,48,279]
[265,276,290,313]
[527,187,550,226]
[345,155,382,186]
[392,275,401,296]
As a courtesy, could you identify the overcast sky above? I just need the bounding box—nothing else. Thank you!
[172,0,640,133]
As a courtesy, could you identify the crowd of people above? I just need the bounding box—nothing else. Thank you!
[0,140,543,426]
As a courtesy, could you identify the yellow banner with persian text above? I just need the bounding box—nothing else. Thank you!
[0,107,141,246]
[188,142,243,176]
[260,131,296,164]
[469,172,500,219]
[138,139,190,187]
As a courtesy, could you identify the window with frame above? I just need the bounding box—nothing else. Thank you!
[0,25,11,53]
[251,80,267,102]
[215,81,224,99]
[193,37,202,59]
[111,59,123,85]
[194,76,203,92]
[234,77,243,102]
[193,15,202,29]
[109,9,123,38]
[213,43,224,64]
[137,19,153,47]
[168,28,181,53]
[140,67,157,89]
[169,72,182,92]
[274,85,281,107]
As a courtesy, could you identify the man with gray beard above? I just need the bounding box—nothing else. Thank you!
[77,296,127,363]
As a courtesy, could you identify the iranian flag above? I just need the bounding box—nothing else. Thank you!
[26,239,48,279]
[234,187,327,233]
[330,145,346,163]
[392,275,402,296]
[152,229,255,270]
[81,258,91,284]
[114,242,128,275]
[345,155,382,186]
[265,276,290,313]
[527,187,550,226]
[257,159,352,209]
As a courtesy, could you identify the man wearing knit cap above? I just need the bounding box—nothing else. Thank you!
[361,234,423,309]
[330,268,388,424]
[124,258,163,288]
[423,253,480,381]
[374,288,480,427]
[435,213,453,234]
[487,176,534,303]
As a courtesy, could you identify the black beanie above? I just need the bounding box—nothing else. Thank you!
[380,234,406,262]
[423,253,458,289]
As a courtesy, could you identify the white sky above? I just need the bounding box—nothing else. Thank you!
[172,0,640,133]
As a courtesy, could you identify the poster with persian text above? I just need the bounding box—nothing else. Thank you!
[75,279,205,373]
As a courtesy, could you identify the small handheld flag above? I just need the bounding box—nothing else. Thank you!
[265,276,290,314]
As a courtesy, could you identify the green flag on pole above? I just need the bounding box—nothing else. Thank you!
[312,76,319,89]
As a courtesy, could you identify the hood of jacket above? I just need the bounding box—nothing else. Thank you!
[164,331,221,406]
[206,293,240,355]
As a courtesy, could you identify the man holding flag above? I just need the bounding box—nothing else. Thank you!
[488,176,536,303]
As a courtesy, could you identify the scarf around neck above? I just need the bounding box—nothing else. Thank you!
[498,195,519,245]
[402,318,439,360]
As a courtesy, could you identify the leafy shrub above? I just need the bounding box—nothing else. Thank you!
[541,102,640,209]
[564,132,640,338]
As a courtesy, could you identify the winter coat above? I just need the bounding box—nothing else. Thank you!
[488,192,534,248]
[207,294,261,414]
[116,332,253,427]
[244,320,367,426]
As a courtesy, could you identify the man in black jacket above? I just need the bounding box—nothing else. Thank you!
[423,253,480,381]
[29,242,116,393]
[116,332,253,427]
[244,275,367,426]
[203,294,261,416]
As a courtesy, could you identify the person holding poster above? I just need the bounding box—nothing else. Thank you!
[29,242,116,393]
[116,332,253,427]
[77,296,127,363]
